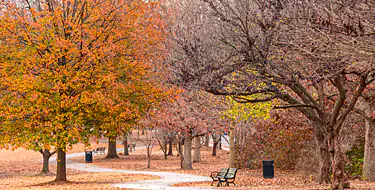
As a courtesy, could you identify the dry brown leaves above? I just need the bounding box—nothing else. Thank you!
[0,172,159,190]
[3,139,375,190]
[0,143,159,190]
[73,146,375,190]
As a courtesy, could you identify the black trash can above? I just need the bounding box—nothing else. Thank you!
[262,160,274,178]
[85,150,93,163]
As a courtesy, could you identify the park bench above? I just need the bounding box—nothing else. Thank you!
[210,168,238,187]
[127,143,136,151]
[92,147,106,155]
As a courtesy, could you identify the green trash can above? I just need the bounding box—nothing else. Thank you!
[262,160,274,178]
[85,151,93,163]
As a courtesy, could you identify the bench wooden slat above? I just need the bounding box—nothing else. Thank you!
[211,168,238,187]
[93,147,106,155]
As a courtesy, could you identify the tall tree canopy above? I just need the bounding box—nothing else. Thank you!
[0,0,165,181]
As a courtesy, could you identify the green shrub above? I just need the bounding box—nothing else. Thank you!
[345,143,364,179]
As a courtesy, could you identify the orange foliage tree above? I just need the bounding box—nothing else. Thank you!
[0,0,166,181]
[96,66,170,159]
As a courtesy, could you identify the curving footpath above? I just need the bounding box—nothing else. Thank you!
[50,149,214,189]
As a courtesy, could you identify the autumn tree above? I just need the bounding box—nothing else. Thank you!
[96,66,168,159]
[166,0,375,188]
[136,126,157,168]
[0,0,165,181]
[0,126,56,173]
[155,128,169,160]
[242,108,313,170]
[95,1,167,159]
[154,89,217,169]
[221,96,272,167]
[141,106,172,165]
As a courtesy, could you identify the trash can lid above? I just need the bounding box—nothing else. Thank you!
[262,160,274,164]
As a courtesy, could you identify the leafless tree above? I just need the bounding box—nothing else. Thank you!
[165,0,375,188]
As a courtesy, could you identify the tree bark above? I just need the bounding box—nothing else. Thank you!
[182,136,193,169]
[212,141,218,156]
[363,101,375,181]
[42,153,50,173]
[318,140,331,184]
[193,137,201,162]
[106,136,119,158]
[147,147,151,168]
[157,129,168,159]
[219,135,222,150]
[312,121,331,184]
[123,136,129,156]
[212,134,219,156]
[168,140,173,156]
[55,148,66,181]
[159,131,166,151]
[228,122,235,168]
[331,133,350,189]
[179,139,184,168]
[41,149,55,174]
[163,139,168,159]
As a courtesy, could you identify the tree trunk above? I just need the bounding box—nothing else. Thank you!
[212,141,218,156]
[42,154,50,173]
[363,101,375,181]
[212,134,219,156]
[219,135,222,150]
[316,137,331,184]
[55,148,66,181]
[318,141,331,184]
[106,136,119,158]
[205,134,209,147]
[331,133,350,189]
[163,139,168,159]
[147,148,151,168]
[123,137,129,156]
[168,140,173,156]
[228,122,235,168]
[182,136,192,169]
[313,121,331,184]
[41,149,54,174]
[193,137,201,162]
[179,139,184,168]
[157,129,167,159]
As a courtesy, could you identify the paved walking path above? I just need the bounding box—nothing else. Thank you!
[50,148,214,189]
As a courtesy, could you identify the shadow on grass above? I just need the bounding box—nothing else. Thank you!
[0,172,54,179]
[26,180,115,187]
[0,169,90,180]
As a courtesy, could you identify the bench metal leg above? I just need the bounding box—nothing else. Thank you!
[217,180,226,187]
[226,181,236,186]
[217,181,221,187]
